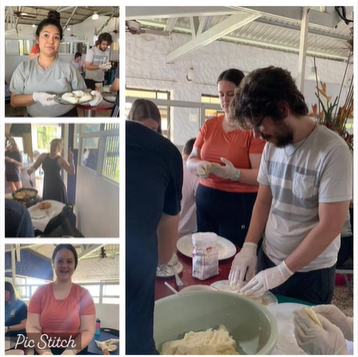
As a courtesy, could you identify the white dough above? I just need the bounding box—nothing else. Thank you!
[62,96,79,104]
[161,325,239,355]
[72,90,84,98]
[62,92,75,99]
[78,93,92,103]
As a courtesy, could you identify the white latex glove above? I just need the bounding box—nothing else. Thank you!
[293,309,349,355]
[42,353,53,355]
[99,62,111,70]
[196,161,213,179]
[210,158,241,181]
[61,349,76,355]
[33,92,57,106]
[89,91,103,106]
[5,326,8,333]
[95,340,118,352]
[240,261,293,297]
[229,242,257,285]
[312,304,353,341]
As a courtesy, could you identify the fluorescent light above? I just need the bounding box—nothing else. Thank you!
[67,27,71,31]
[92,13,99,20]
[32,24,36,28]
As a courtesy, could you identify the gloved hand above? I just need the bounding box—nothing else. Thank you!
[312,304,353,341]
[33,92,57,106]
[240,261,293,297]
[5,326,8,333]
[293,308,349,355]
[196,161,213,179]
[95,339,118,352]
[229,242,258,286]
[89,91,103,106]
[210,158,241,181]
[99,62,111,70]
[61,349,76,355]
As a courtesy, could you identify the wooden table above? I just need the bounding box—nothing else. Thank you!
[155,248,238,300]
[77,99,114,117]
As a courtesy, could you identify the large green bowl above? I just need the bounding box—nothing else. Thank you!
[154,291,278,355]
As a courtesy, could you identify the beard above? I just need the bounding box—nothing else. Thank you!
[261,120,294,148]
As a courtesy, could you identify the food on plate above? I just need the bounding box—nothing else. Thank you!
[72,90,84,98]
[14,190,37,200]
[303,307,322,327]
[38,202,51,210]
[61,93,79,104]
[213,281,264,304]
[161,325,238,355]
[78,93,92,103]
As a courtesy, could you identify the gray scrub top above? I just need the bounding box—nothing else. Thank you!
[85,47,110,82]
[9,57,86,117]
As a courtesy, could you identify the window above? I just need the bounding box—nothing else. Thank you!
[125,88,170,138]
[31,124,62,154]
[103,136,119,182]
[201,95,223,120]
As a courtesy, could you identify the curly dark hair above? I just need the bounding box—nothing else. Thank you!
[96,32,113,46]
[36,10,63,40]
[230,66,308,130]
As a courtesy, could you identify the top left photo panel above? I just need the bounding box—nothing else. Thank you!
[4,6,120,118]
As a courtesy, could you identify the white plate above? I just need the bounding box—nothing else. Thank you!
[156,262,183,278]
[27,205,48,219]
[210,280,278,307]
[176,234,236,260]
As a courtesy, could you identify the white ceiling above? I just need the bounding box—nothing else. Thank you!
[126,6,354,62]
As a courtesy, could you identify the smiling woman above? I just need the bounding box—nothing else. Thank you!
[9,11,86,117]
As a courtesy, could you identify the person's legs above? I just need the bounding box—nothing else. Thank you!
[14,181,22,190]
[337,235,353,267]
[85,79,96,90]
[7,181,17,192]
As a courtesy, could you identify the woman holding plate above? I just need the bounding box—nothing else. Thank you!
[9,11,86,117]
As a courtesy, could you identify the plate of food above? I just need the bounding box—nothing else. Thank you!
[177,234,237,260]
[54,90,93,105]
[102,92,117,103]
[28,201,52,219]
[210,280,278,307]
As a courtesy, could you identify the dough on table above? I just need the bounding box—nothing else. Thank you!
[161,325,239,355]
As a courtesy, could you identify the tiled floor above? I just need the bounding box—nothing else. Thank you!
[332,283,353,317]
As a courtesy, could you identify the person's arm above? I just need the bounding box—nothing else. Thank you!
[5,156,23,167]
[66,315,96,354]
[285,200,350,272]
[84,61,101,71]
[27,153,46,175]
[10,92,36,108]
[157,212,180,265]
[26,313,52,355]
[110,78,119,92]
[235,153,261,185]
[187,146,213,177]
[7,318,27,332]
[59,157,75,175]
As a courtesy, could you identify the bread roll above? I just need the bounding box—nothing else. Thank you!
[304,307,322,327]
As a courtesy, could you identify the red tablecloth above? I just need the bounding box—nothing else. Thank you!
[155,248,238,300]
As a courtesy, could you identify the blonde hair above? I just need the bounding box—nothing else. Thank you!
[51,138,64,150]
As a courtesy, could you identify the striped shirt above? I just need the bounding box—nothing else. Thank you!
[258,125,352,271]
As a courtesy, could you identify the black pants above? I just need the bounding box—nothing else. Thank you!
[27,107,78,117]
[195,184,257,248]
[257,247,336,304]
[85,79,103,90]
[337,235,353,267]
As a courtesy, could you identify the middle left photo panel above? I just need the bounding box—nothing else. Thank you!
[5,123,119,238]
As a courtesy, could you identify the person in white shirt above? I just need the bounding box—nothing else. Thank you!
[85,33,113,90]
[178,138,199,238]
[72,52,84,78]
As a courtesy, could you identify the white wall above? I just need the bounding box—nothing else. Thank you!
[126,32,353,144]
[94,303,119,330]
[75,165,119,237]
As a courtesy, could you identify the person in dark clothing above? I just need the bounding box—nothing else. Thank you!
[27,139,75,203]
[126,120,183,354]
[5,199,35,237]
[5,135,23,192]
[5,281,28,337]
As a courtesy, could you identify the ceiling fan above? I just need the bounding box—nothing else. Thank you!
[14,11,37,19]
[126,20,170,37]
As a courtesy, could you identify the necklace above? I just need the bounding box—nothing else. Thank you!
[284,123,317,157]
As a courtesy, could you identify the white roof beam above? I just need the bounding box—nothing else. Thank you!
[190,17,200,38]
[197,16,212,35]
[297,7,310,92]
[167,13,260,63]
[126,6,239,20]
[165,17,178,32]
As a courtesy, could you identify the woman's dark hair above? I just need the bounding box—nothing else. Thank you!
[96,32,113,46]
[231,66,309,130]
[128,99,162,134]
[217,68,245,87]
[36,10,63,41]
[52,244,78,269]
[183,138,196,156]
[5,281,17,301]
